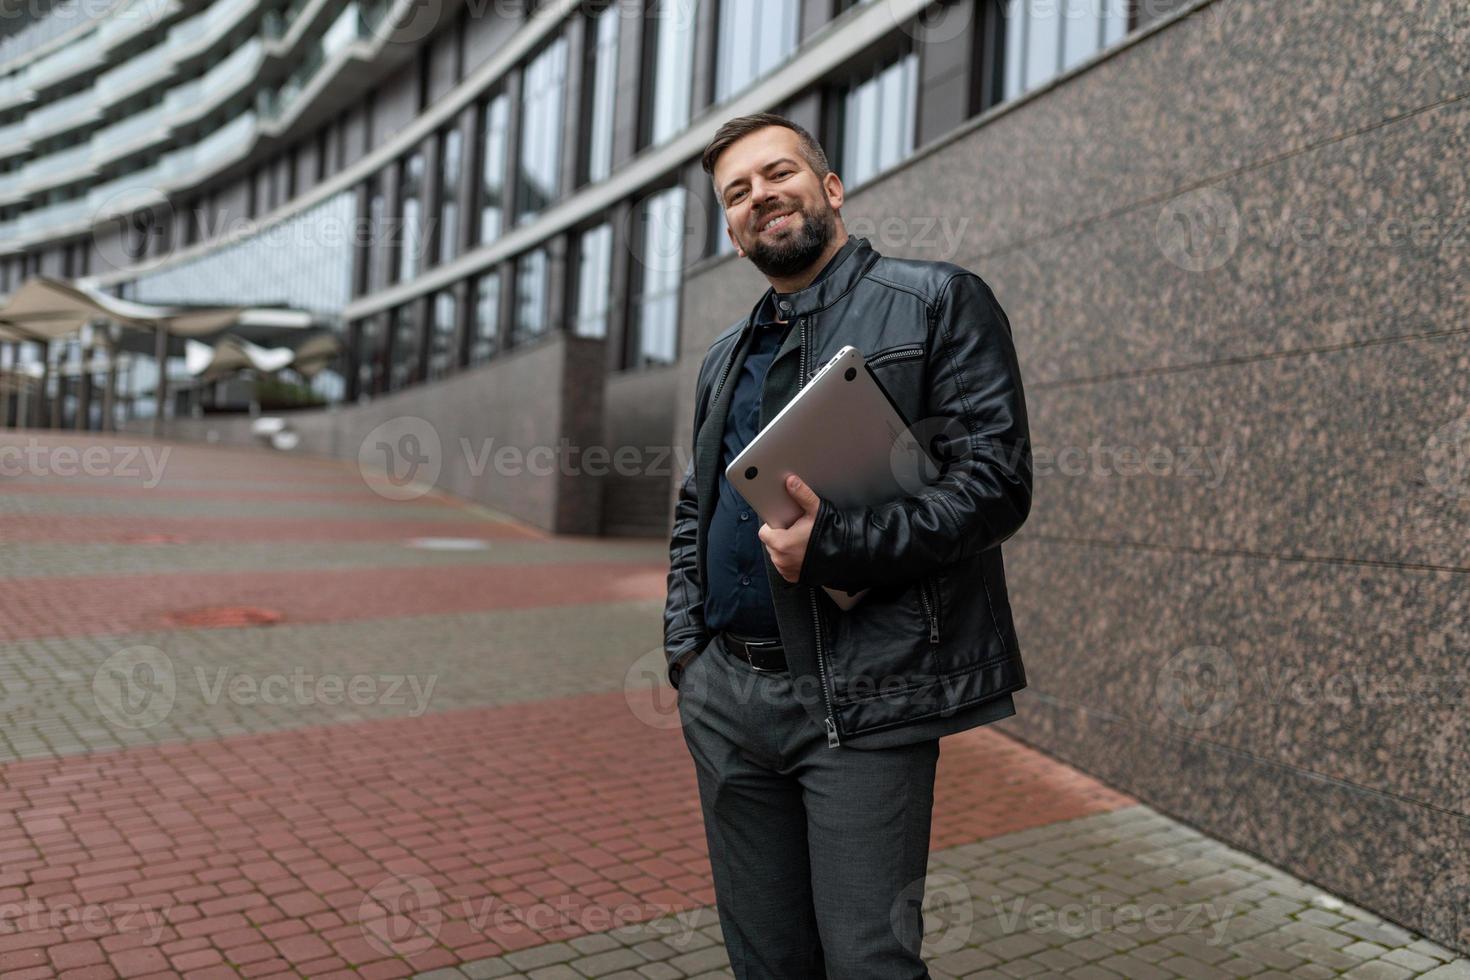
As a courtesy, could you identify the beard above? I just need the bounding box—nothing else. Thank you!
[744,197,839,279]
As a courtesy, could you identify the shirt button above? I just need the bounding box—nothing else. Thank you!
[779,301,792,314]
[739,511,749,521]
[740,575,751,586]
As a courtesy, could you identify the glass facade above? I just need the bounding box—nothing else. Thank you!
[573,223,613,338]
[428,290,458,380]
[647,0,699,146]
[584,4,619,184]
[516,37,569,224]
[629,187,685,366]
[438,126,463,264]
[397,151,425,282]
[513,247,550,345]
[715,0,799,102]
[471,271,501,364]
[388,302,421,390]
[479,91,511,243]
[1004,0,1127,99]
[133,190,355,314]
[16,0,1143,420]
[840,51,918,189]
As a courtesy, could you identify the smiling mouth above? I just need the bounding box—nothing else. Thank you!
[757,210,798,234]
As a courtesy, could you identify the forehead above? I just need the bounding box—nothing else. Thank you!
[714,126,804,189]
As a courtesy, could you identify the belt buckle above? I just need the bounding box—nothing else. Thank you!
[739,637,782,673]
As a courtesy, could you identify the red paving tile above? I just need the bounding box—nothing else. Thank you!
[0,689,1133,976]
[0,515,541,545]
[0,562,671,641]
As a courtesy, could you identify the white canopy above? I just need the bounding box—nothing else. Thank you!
[0,276,318,341]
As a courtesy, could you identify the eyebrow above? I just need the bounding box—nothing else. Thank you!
[720,157,801,202]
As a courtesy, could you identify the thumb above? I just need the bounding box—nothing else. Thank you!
[786,474,820,514]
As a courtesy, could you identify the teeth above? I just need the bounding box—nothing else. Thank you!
[761,212,793,232]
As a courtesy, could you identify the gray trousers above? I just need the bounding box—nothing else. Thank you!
[676,634,940,980]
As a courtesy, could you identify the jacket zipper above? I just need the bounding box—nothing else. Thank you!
[709,335,739,411]
[866,344,924,367]
[799,316,841,747]
[918,577,940,644]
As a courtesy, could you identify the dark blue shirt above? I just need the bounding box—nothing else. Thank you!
[704,241,851,637]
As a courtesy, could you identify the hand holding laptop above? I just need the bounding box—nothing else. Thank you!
[728,345,937,611]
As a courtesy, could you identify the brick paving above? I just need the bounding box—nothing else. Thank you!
[1,431,1465,979]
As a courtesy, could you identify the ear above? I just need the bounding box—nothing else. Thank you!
[726,224,745,257]
[823,170,845,211]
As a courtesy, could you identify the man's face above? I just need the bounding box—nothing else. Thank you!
[713,126,842,279]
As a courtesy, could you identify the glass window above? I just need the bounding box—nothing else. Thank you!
[389,303,422,390]
[715,0,798,102]
[366,174,386,294]
[428,290,458,380]
[840,52,918,189]
[516,37,569,224]
[353,315,387,399]
[438,126,462,263]
[584,4,619,184]
[479,91,510,243]
[1004,0,1128,99]
[397,151,425,282]
[630,187,685,366]
[648,0,698,146]
[513,248,549,345]
[573,223,613,338]
[471,271,501,364]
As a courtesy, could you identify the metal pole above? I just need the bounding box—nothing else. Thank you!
[102,328,118,433]
[36,340,50,428]
[152,322,167,438]
[0,342,11,429]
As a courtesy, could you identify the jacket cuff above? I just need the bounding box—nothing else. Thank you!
[797,496,841,589]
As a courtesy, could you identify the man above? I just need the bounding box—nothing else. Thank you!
[662,113,1032,979]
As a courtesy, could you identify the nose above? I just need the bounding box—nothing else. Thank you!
[750,177,781,213]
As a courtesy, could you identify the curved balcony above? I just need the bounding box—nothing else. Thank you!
[97,0,186,54]
[26,29,104,94]
[92,100,173,161]
[25,88,100,144]
[21,141,96,192]
[95,40,177,111]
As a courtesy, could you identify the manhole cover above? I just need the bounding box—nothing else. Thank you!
[163,606,284,628]
[405,537,491,551]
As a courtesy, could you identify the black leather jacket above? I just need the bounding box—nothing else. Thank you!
[663,236,1032,747]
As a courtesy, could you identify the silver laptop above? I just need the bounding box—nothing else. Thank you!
[725,345,937,611]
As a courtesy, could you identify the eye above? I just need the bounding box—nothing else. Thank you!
[727,189,746,205]
[775,170,793,178]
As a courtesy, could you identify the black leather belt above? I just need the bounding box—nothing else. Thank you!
[719,632,788,672]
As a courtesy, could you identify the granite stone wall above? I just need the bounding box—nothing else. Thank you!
[670,0,1470,953]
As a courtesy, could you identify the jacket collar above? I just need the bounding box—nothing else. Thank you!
[753,234,877,321]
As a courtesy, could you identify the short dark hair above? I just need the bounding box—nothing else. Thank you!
[701,112,831,200]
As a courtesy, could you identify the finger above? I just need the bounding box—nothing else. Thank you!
[785,474,821,515]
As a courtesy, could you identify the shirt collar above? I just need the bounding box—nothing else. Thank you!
[753,234,872,325]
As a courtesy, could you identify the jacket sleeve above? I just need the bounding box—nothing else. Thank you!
[663,432,710,690]
[798,272,1032,591]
